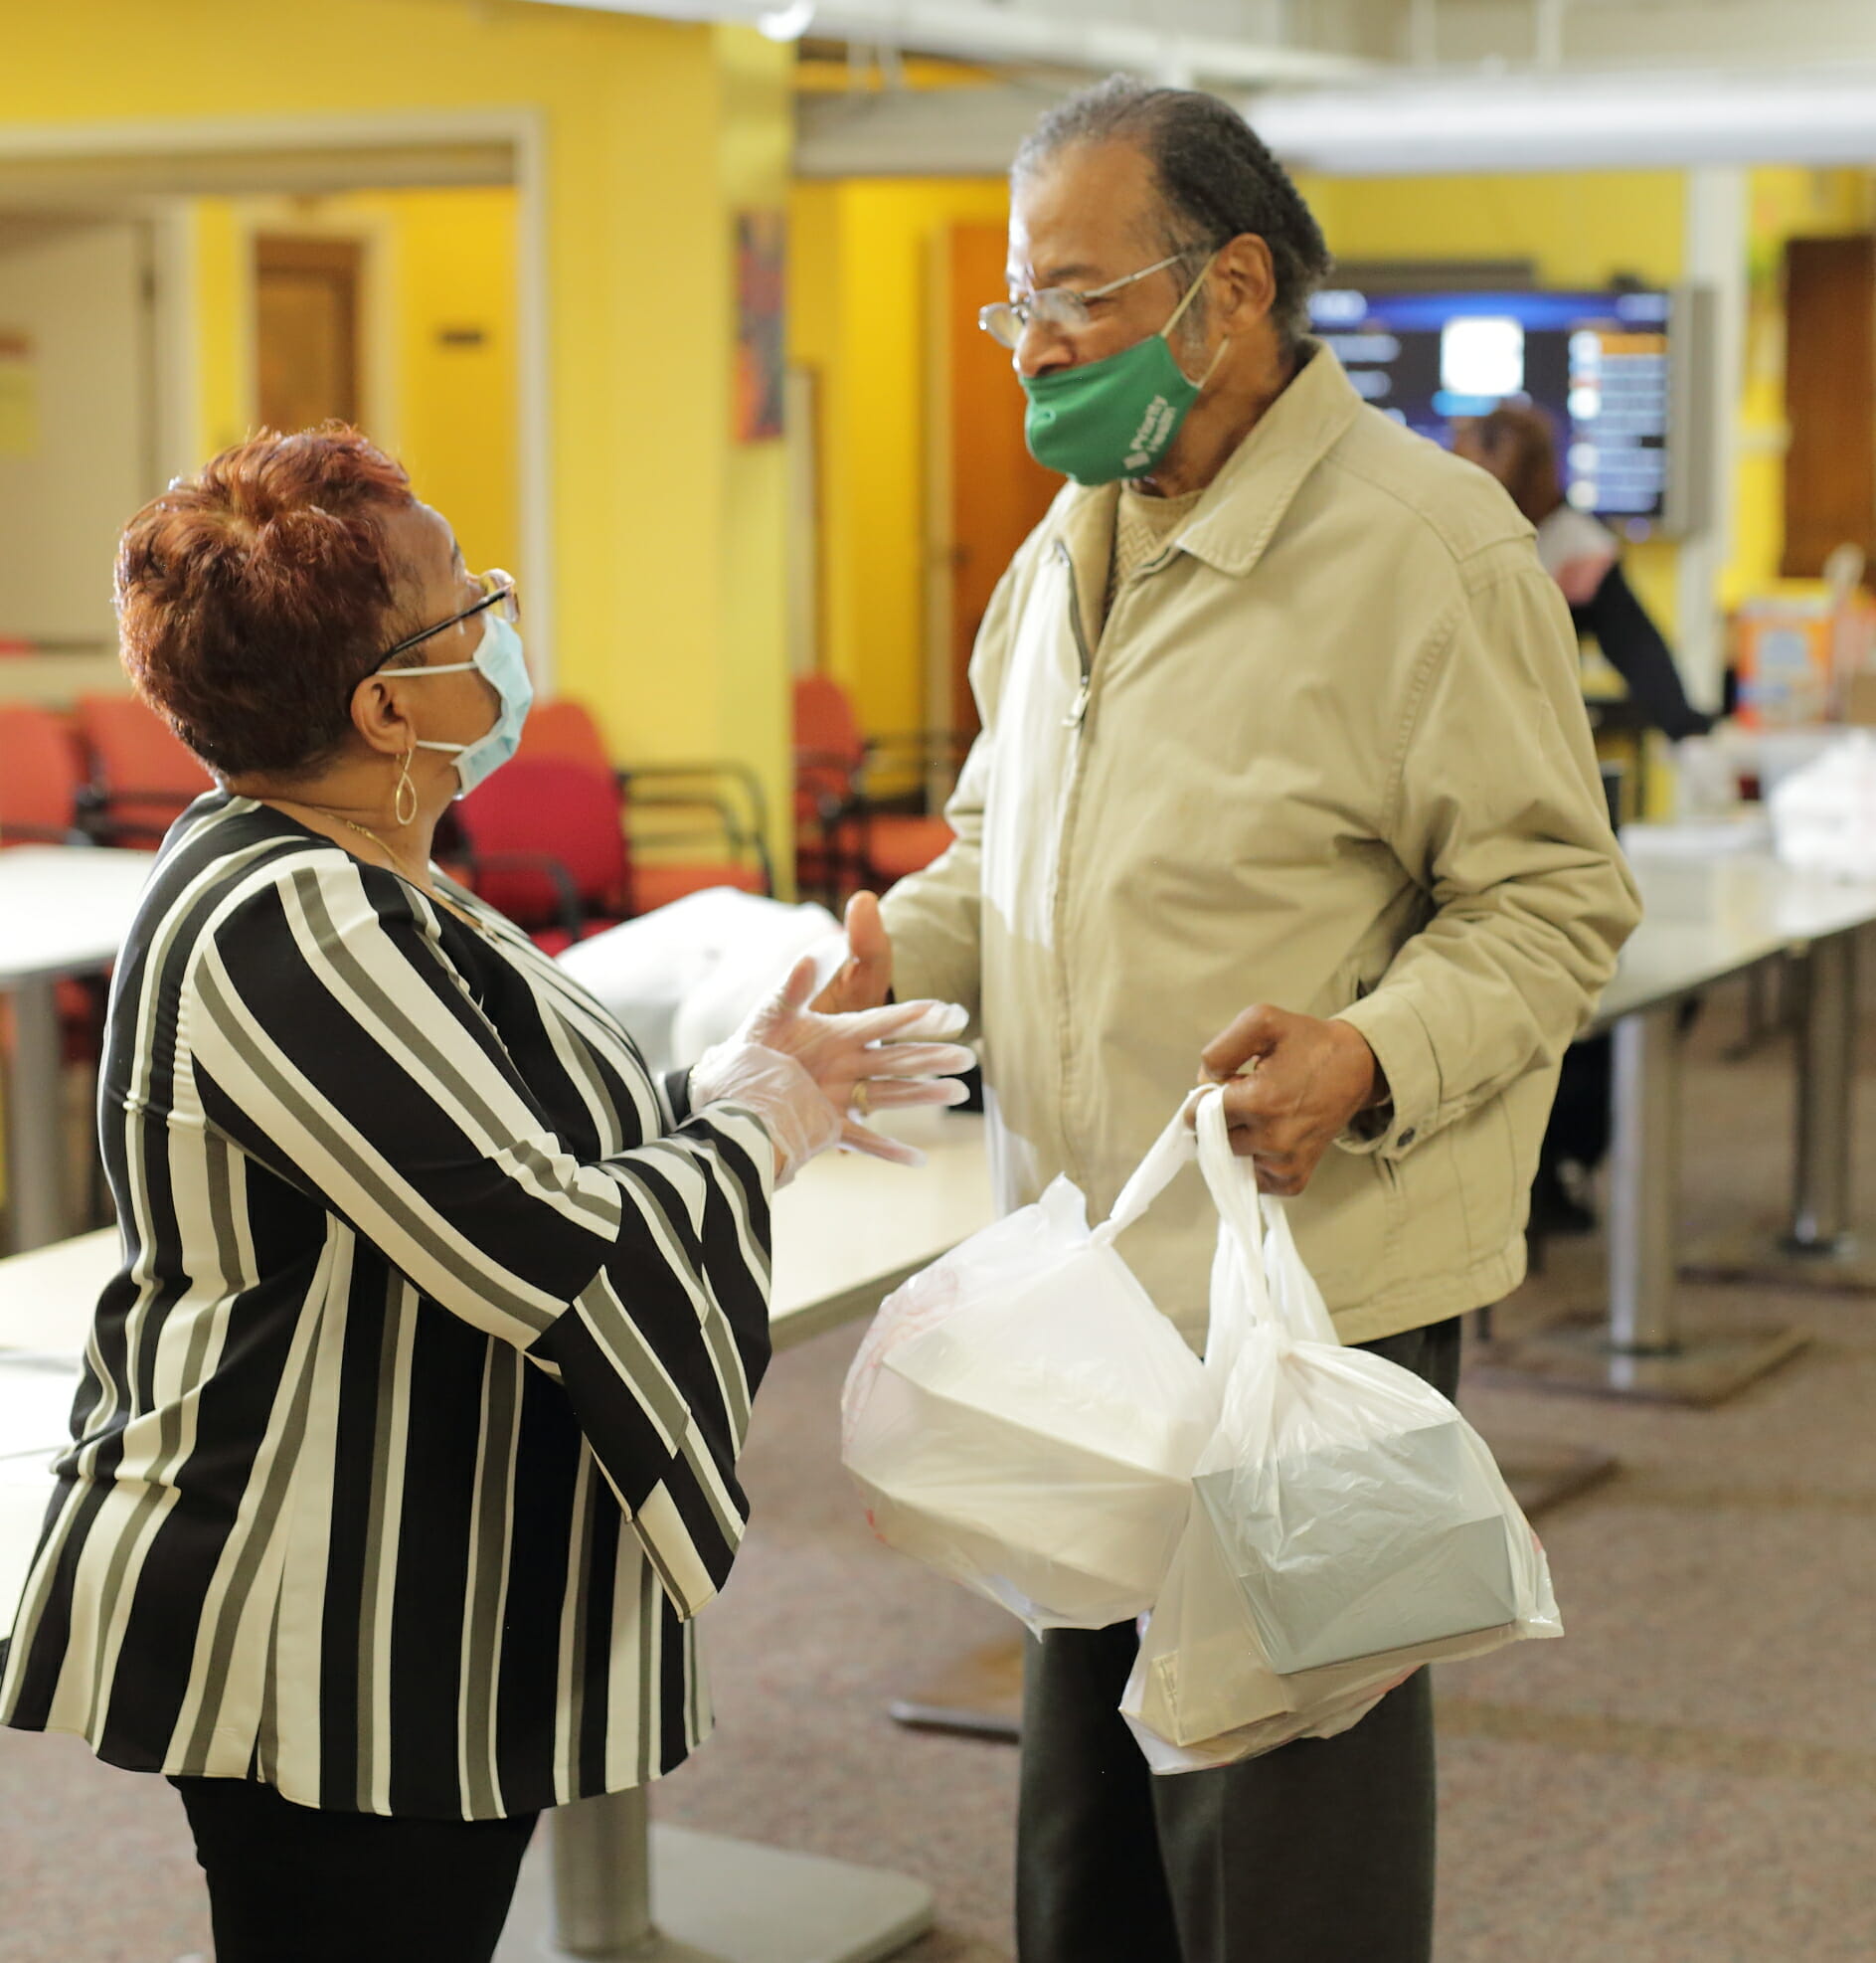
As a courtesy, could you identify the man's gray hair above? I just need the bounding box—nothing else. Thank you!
[1012,76,1332,353]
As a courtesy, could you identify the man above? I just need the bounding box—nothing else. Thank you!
[823,78,1640,1963]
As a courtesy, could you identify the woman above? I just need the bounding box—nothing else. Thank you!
[1455,401,1714,742]
[0,427,972,1961]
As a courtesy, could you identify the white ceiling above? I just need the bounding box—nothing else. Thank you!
[529,0,1876,174]
[533,0,1876,82]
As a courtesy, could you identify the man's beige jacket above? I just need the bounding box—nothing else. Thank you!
[882,347,1642,1347]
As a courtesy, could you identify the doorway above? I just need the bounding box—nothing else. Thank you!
[255,232,364,432]
[0,111,550,688]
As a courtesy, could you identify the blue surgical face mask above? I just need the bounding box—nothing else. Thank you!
[401,612,534,799]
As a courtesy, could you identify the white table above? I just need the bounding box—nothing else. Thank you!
[0,1115,998,1963]
[1477,845,1876,1404]
[0,847,152,1251]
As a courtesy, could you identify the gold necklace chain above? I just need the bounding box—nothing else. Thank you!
[321,812,497,942]
[337,816,415,877]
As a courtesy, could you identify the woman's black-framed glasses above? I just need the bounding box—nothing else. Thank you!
[375,568,519,668]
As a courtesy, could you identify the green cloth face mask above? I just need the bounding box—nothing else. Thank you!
[1021,257,1225,486]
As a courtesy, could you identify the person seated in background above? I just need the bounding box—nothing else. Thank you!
[0,426,973,1963]
[1457,401,1712,1232]
[1455,401,1714,741]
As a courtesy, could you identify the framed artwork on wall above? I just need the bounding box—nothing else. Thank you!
[735,210,785,445]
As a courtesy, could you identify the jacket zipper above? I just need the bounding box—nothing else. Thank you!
[1050,537,1094,1188]
[1054,539,1094,729]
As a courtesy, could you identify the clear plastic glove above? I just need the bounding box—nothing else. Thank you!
[691,957,974,1177]
[684,1040,843,1186]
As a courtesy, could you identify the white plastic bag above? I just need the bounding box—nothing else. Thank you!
[841,1105,1213,1632]
[1121,1092,1561,1771]
[1768,730,1876,881]
[556,888,838,1075]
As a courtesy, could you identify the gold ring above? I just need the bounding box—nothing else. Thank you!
[853,1081,871,1118]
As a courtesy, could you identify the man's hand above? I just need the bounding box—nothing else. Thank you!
[811,891,895,1014]
[1199,1005,1386,1196]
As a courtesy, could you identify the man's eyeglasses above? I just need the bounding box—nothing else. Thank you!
[978,253,1192,351]
[376,568,519,667]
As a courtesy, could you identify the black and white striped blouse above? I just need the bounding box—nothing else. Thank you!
[0,794,775,1820]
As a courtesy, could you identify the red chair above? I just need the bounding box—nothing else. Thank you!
[75,694,214,845]
[519,699,772,912]
[0,704,111,1077]
[521,700,615,775]
[792,675,958,901]
[0,705,89,847]
[455,756,629,954]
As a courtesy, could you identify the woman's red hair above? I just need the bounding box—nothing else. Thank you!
[115,424,417,777]
[1472,403,1565,528]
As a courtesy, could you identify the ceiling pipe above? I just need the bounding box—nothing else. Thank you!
[1532,0,1568,69]
[1245,65,1876,173]
[523,0,1370,85]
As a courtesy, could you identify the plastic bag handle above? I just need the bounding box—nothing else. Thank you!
[1257,1195,1340,1345]
[1194,1089,1275,1337]
[1194,1088,1341,1350]
[1090,1091,1206,1248]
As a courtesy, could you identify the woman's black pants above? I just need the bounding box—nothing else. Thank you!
[170,1774,539,1963]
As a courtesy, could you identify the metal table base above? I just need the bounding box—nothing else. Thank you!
[1470,1315,1810,1407]
[1681,932,1873,1292]
[1472,996,1808,1408]
[1679,1230,1876,1292]
[5,979,67,1252]
[496,1790,934,1963]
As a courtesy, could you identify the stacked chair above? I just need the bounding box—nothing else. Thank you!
[452,698,773,952]
[791,674,961,903]
[72,694,214,844]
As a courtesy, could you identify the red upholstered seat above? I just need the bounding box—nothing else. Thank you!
[791,674,957,901]
[75,693,213,844]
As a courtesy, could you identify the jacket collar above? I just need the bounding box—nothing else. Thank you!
[1046,342,1363,603]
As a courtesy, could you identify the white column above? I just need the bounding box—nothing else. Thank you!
[1675,165,1748,715]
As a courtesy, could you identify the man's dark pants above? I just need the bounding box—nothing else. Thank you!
[1015,1317,1463,1963]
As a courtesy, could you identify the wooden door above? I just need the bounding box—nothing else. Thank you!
[940,225,1061,734]
[255,234,362,434]
[1783,235,1876,579]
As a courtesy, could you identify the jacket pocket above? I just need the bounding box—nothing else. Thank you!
[1295,1134,1405,1310]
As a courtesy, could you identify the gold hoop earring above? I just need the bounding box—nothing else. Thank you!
[394,749,419,828]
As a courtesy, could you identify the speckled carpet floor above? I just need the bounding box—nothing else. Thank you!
[4,970,1875,1962]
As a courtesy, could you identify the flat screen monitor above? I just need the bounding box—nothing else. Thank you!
[1306,285,1711,537]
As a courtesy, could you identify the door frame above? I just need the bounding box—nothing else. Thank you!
[0,109,555,682]
[245,213,396,451]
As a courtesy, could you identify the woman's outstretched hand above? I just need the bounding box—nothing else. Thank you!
[693,955,973,1179]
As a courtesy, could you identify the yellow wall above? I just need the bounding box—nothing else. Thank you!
[788,175,1012,734]
[354,186,520,578]
[1,0,792,847]
[190,186,521,576]
[714,28,794,846]
[1296,169,1687,292]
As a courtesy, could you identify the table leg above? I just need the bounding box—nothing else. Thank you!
[1682,931,1876,1289]
[4,980,68,1253]
[1609,1001,1679,1353]
[1471,1002,1806,1406]
[497,1788,935,1963]
[1790,931,1856,1253]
